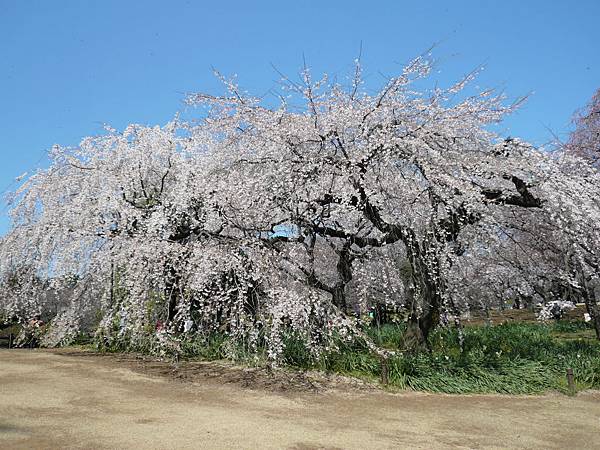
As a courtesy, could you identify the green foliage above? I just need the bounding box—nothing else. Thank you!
[551,320,593,333]
[0,321,21,338]
[367,323,407,349]
[342,323,600,394]
[92,319,600,395]
[283,321,600,394]
[180,333,228,360]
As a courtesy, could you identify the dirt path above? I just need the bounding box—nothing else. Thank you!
[1,350,599,449]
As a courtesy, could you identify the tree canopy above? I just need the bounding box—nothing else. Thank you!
[2,56,599,357]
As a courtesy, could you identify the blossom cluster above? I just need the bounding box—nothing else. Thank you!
[1,57,599,357]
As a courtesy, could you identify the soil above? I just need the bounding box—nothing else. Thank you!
[1,349,599,449]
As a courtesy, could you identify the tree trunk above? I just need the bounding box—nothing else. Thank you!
[583,291,600,340]
[402,277,441,351]
[331,242,354,315]
[513,296,521,310]
[591,309,600,341]
[402,236,443,351]
[332,285,348,315]
[166,265,180,322]
[404,301,440,351]
[109,262,115,308]
[578,268,600,341]
[404,315,428,351]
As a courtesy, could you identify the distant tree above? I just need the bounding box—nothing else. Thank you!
[565,88,600,168]
[560,88,600,338]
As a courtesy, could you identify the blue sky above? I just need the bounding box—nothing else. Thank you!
[1,0,599,234]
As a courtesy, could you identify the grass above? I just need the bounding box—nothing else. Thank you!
[168,320,600,394]
[16,317,598,395]
[278,321,600,394]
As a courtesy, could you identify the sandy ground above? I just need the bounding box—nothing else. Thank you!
[1,350,599,449]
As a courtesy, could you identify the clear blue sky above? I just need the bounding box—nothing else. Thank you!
[1,0,599,234]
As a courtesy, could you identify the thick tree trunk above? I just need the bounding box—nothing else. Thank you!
[404,315,428,351]
[331,242,354,315]
[167,292,178,322]
[578,269,600,341]
[402,236,443,351]
[109,262,115,308]
[404,289,441,351]
[591,309,600,341]
[332,285,348,314]
[513,296,521,310]
[583,292,600,340]
[166,265,180,322]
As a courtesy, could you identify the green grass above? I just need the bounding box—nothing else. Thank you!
[90,319,600,395]
[0,322,21,338]
[279,321,600,394]
[180,333,229,360]
[3,305,589,395]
